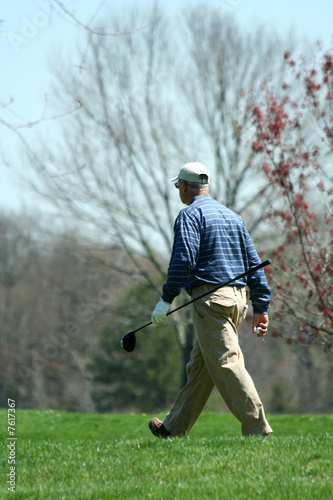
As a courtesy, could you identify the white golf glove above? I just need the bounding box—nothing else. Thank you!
[151,299,171,325]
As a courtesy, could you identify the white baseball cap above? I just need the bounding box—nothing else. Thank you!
[171,162,210,184]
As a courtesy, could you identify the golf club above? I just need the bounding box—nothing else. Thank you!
[121,259,271,352]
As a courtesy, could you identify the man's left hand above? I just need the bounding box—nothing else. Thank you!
[151,299,171,325]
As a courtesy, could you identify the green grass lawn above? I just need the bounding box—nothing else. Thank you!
[1,410,332,499]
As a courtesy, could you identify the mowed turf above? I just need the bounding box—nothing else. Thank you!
[1,410,332,499]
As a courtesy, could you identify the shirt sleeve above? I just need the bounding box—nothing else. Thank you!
[244,230,271,314]
[162,210,200,304]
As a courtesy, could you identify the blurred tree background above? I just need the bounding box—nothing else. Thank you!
[1,3,332,414]
[87,281,182,413]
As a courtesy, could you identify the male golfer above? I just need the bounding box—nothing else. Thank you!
[149,162,272,437]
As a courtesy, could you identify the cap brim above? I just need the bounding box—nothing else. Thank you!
[170,176,178,183]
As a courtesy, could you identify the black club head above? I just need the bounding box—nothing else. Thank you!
[121,330,136,352]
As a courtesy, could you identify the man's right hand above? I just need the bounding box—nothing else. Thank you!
[252,313,269,337]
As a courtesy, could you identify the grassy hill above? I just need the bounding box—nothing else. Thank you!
[1,410,332,499]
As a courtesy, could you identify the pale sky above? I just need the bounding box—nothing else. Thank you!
[1,0,333,211]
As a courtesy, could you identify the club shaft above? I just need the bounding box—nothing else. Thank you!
[168,259,271,315]
[133,259,270,334]
[133,320,153,334]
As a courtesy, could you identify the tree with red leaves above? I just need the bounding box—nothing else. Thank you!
[247,46,333,352]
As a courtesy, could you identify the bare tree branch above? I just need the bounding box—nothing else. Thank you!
[52,0,163,37]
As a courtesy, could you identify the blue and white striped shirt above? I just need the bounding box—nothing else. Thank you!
[162,195,271,314]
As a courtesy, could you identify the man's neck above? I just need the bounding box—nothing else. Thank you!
[185,190,209,205]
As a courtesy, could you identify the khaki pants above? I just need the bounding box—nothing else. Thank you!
[164,285,272,436]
